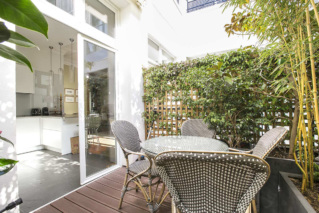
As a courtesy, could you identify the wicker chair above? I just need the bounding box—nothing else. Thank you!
[111,120,161,212]
[154,151,270,213]
[181,119,216,138]
[229,127,288,159]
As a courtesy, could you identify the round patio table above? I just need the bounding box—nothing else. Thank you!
[141,136,229,213]
[141,136,229,157]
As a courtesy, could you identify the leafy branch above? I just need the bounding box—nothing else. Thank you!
[0,132,18,176]
[0,0,48,72]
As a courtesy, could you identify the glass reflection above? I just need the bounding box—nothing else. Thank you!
[85,0,115,38]
[47,0,74,14]
[84,41,116,177]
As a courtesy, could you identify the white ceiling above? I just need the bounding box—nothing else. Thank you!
[17,15,78,57]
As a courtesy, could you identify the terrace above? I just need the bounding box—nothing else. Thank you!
[0,0,319,213]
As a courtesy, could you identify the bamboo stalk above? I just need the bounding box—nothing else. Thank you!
[305,2,316,189]
[310,0,319,27]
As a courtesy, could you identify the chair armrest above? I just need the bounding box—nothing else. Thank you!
[124,148,152,161]
[229,148,253,154]
[123,148,153,178]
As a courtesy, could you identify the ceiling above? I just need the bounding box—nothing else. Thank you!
[17,15,78,56]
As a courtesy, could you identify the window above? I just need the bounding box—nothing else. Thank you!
[148,39,175,65]
[85,0,116,38]
[47,0,74,14]
[162,50,174,64]
[187,0,228,13]
[148,39,160,63]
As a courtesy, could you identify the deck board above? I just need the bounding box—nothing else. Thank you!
[35,167,171,213]
[76,187,148,213]
[34,205,61,213]
[65,192,119,213]
[51,198,90,213]
[98,175,171,205]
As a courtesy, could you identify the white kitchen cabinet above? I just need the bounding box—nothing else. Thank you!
[42,117,62,131]
[42,129,62,151]
[42,117,62,152]
[42,117,79,154]
[61,117,79,155]
[16,116,79,155]
[16,117,42,154]
[16,64,35,93]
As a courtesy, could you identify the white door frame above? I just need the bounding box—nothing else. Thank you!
[77,34,121,185]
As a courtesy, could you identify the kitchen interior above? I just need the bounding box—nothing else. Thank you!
[16,2,117,211]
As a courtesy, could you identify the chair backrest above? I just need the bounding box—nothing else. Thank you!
[86,115,102,129]
[252,127,288,159]
[181,119,216,138]
[111,120,141,152]
[155,151,270,213]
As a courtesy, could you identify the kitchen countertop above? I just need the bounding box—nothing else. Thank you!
[17,114,78,119]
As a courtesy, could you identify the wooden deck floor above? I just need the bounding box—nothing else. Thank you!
[34,167,171,213]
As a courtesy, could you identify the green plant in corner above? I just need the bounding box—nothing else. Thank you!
[0,131,18,176]
[0,0,48,72]
[223,0,319,194]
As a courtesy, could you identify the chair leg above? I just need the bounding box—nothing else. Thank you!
[252,199,257,213]
[172,201,178,213]
[148,172,153,202]
[119,170,129,209]
[136,183,139,192]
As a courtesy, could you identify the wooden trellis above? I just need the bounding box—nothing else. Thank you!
[144,89,199,139]
[144,90,297,147]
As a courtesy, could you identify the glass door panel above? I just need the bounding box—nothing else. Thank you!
[78,35,116,184]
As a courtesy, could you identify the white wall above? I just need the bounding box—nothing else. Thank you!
[0,23,19,213]
[146,0,257,59]
[180,3,257,57]
[145,0,185,59]
[117,2,148,141]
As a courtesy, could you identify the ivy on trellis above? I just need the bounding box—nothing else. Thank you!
[143,47,293,147]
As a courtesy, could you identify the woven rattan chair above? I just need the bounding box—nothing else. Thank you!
[181,119,216,138]
[155,151,270,213]
[229,127,288,159]
[111,120,161,212]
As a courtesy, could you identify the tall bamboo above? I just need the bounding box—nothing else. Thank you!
[305,1,315,189]
[224,0,318,192]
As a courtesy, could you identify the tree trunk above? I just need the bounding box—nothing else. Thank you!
[288,94,299,159]
[285,69,299,159]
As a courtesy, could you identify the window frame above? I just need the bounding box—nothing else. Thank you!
[147,37,175,67]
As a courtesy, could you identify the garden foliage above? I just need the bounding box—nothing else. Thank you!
[224,0,319,192]
[143,47,292,147]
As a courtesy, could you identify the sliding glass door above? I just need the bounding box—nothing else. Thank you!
[78,35,118,184]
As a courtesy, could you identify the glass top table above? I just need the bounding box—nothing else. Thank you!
[141,136,229,157]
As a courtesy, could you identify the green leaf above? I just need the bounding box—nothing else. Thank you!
[224,76,233,84]
[0,44,33,72]
[0,135,14,147]
[7,30,37,48]
[0,0,48,38]
[0,158,18,167]
[0,22,10,43]
[0,158,18,176]
[261,83,266,90]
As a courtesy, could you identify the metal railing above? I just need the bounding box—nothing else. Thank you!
[187,0,228,12]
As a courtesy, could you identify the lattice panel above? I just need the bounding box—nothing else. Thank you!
[144,90,298,147]
[144,89,201,139]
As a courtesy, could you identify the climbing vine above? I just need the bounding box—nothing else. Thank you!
[143,47,293,147]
